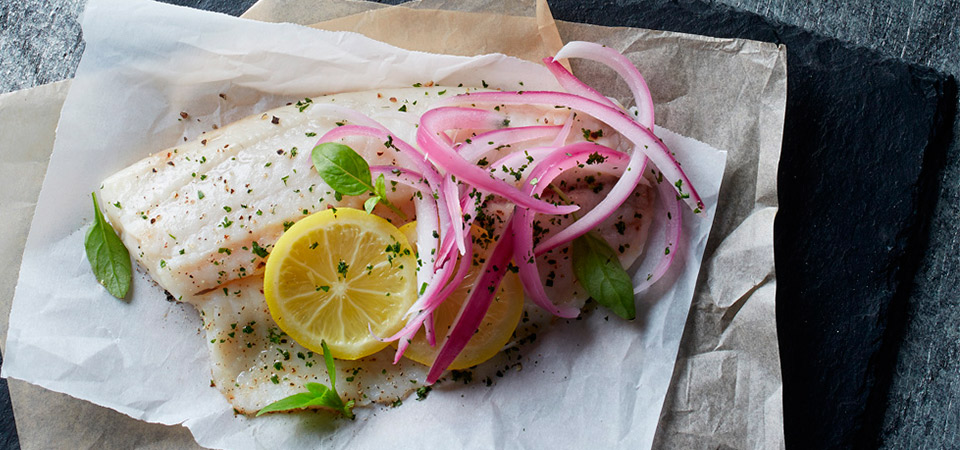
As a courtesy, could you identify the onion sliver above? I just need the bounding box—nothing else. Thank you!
[426,225,516,384]
[551,112,576,147]
[542,57,616,108]
[418,107,580,216]
[424,312,437,347]
[554,41,655,129]
[441,146,555,265]
[633,174,683,293]
[457,125,562,163]
[442,176,466,255]
[389,236,474,362]
[370,166,440,287]
[513,142,629,318]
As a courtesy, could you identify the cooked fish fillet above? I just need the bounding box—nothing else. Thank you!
[100,86,656,412]
[100,87,473,300]
[191,276,428,414]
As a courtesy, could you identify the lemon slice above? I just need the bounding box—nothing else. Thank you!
[395,222,524,370]
[264,208,417,360]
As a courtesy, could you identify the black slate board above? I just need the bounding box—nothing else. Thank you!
[545,0,957,448]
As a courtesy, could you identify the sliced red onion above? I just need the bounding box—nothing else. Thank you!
[554,41,655,129]
[436,92,703,220]
[370,166,440,285]
[385,252,457,361]
[426,224,516,384]
[457,125,562,163]
[418,107,579,216]
[424,312,437,347]
[512,142,629,318]
[442,176,466,255]
[551,112,576,147]
[542,57,616,108]
[437,126,561,263]
[437,145,555,265]
[633,176,683,293]
[389,235,474,363]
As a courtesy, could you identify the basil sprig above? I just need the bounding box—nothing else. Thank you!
[572,231,636,320]
[311,143,407,219]
[85,192,132,299]
[257,341,355,418]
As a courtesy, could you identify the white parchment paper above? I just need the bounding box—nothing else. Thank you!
[2,0,726,449]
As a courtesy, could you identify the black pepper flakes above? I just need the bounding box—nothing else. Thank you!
[271,116,280,125]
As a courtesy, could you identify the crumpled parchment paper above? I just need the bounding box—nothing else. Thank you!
[0,0,785,448]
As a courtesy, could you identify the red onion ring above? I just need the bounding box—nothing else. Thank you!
[633,176,683,293]
[554,41,655,130]
[417,107,580,216]
[435,92,703,251]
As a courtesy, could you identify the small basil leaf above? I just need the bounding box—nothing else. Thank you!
[363,196,380,214]
[255,392,317,416]
[322,341,337,390]
[305,382,328,397]
[256,341,354,419]
[572,231,635,320]
[374,173,388,199]
[311,143,373,196]
[85,192,132,299]
[318,388,345,410]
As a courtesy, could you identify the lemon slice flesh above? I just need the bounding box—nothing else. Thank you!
[264,208,417,360]
[395,222,524,370]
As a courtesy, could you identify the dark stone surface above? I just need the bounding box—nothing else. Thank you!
[157,0,257,15]
[2,0,960,449]
[0,0,84,92]
[544,1,957,449]
[0,354,16,450]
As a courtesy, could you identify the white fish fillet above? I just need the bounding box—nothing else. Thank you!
[100,87,472,300]
[99,86,656,413]
[192,276,428,413]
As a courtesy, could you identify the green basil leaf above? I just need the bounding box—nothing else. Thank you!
[572,231,635,320]
[374,173,388,199]
[84,192,132,299]
[322,341,337,390]
[319,388,345,410]
[311,143,373,196]
[363,196,380,214]
[255,392,319,416]
[305,382,329,397]
[255,341,353,419]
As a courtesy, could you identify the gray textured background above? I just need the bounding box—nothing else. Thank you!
[1,0,958,448]
[724,1,959,447]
